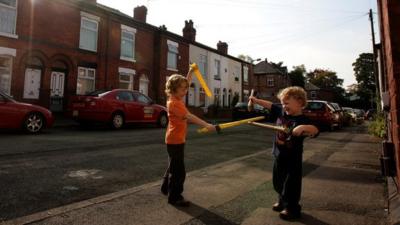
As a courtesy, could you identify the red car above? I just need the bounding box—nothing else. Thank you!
[68,89,168,129]
[0,91,54,133]
[303,100,338,131]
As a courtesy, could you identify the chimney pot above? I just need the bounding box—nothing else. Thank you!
[134,6,147,23]
[183,19,196,42]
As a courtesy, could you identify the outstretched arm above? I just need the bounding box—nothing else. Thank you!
[248,96,273,110]
[186,113,216,132]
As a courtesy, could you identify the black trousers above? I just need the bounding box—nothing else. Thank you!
[272,151,303,212]
[166,144,186,202]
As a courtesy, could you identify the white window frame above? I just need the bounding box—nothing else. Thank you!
[79,12,100,52]
[267,76,274,87]
[243,66,249,83]
[120,25,136,62]
[167,40,178,71]
[0,0,18,38]
[311,91,317,99]
[0,55,13,94]
[214,59,220,80]
[199,54,207,76]
[76,67,96,95]
[118,67,135,90]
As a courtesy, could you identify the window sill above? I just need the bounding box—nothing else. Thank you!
[167,68,178,72]
[0,32,18,39]
[120,57,136,63]
[79,46,98,53]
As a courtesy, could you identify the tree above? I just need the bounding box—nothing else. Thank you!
[306,68,345,104]
[352,53,376,109]
[288,65,306,87]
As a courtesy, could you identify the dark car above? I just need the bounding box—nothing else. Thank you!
[232,102,270,121]
[0,91,54,133]
[67,89,168,129]
[365,109,376,120]
[303,100,338,131]
[328,102,344,128]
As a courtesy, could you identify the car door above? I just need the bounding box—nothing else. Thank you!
[115,91,139,122]
[0,95,21,128]
[133,92,154,121]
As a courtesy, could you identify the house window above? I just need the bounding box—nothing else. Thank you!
[120,25,136,61]
[0,0,17,37]
[234,66,240,81]
[0,56,12,94]
[243,66,249,83]
[267,77,274,87]
[79,12,99,52]
[77,67,95,95]
[119,73,133,90]
[311,91,317,99]
[199,54,207,76]
[118,67,135,90]
[214,59,220,80]
[167,40,178,70]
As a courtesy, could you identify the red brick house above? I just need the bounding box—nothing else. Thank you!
[0,0,191,112]
[304,82,335,102]
[377,0,400,190]
[252,59,291,103]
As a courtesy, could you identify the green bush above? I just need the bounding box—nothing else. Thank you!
[368,113,386,138]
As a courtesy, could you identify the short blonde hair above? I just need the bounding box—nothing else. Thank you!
[277,86,307,107]
[165,74,189,96]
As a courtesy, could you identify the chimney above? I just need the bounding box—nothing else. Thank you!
[182,20,196,42]
[134,6,147,23]
[217,41,228,55]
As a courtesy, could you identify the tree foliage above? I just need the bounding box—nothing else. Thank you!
[288,65,306,87]
[306,68,345,103]
[352,53,376,109]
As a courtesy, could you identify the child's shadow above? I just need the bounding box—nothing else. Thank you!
[173,202,238,225]
[298,212,331,225]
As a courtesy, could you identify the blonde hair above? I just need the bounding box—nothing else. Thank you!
[165,74,189,96]
[277,86,307,107]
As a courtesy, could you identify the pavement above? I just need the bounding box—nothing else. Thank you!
[1,124,395,225]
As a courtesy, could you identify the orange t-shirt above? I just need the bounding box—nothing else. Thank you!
[165,96,189,144]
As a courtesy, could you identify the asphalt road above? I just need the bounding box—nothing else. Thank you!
[0,123,275,220]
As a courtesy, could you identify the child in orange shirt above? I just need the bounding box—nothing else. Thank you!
[162,73,215,207]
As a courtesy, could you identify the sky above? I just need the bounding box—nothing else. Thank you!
[98,0,378,88]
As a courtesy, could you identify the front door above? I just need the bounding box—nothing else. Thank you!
[50,71,65,111]
[23,68,41,99]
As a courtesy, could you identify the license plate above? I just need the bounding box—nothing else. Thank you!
[72,110,79,117]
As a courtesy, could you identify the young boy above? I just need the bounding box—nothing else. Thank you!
[162,73,215,207]
[249,86,319,220]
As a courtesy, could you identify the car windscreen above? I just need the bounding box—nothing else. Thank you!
[305,102,325,111]
[234,102,247,108]
[84,90,110,97]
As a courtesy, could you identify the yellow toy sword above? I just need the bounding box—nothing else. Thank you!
[190,63,212,98]
[197,116,265,134]
[248,121,291,134]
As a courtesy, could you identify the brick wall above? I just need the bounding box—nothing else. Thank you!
[378,0,400,188]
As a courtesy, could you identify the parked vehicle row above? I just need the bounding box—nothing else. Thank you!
[0,89,168,134]
[233,99,368,132]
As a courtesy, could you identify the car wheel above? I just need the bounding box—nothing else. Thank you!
[24,112,44,134]
[111,113,124,129]
[158,113,168,128]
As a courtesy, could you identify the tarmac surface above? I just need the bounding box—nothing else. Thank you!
[2,125,390,225]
